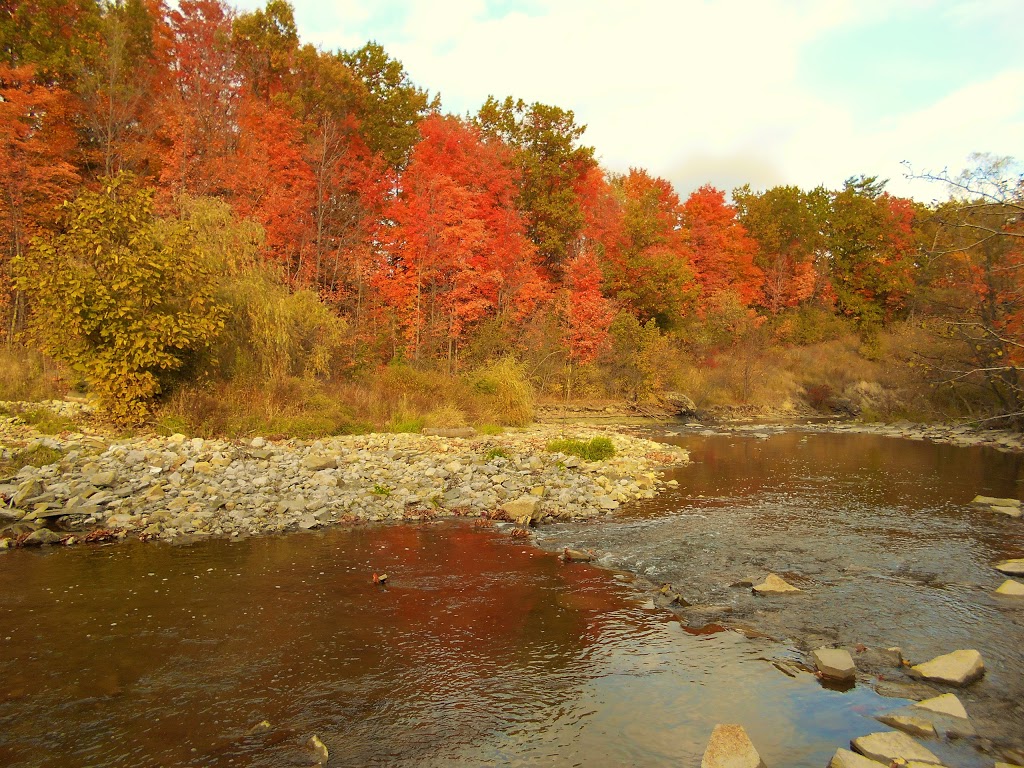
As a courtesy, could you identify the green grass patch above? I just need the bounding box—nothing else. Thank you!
[546,436,616,461]
[0,407,79,435]
[484,447,509,461]
[387,416,423,433]
[476,423,504,435]
[371,483,392,496]
[0,444,65,476]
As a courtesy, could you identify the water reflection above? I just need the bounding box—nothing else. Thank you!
[3,521,903,767]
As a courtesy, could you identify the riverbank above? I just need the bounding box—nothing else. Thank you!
[0,403,688,548]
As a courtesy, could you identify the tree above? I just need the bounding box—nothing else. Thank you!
[911,154,1024,422]
[377,115,544,365]
[339,41,434,170]
[14,173,224,424]
[157,0,240,197]
[826,178,918,327]
[0,65,79,338]
[232,0,298,100]
[733,184,829,314]
[477,95,596,269]
[601,169,696,327]
[75,0,164,178]
[682,185,764,309]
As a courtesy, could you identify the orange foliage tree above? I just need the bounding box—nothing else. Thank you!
[0,65,79,337]
[376,115,546,364]
[682,184,764,311]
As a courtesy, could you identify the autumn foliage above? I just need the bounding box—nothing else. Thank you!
[3,0,1022,426]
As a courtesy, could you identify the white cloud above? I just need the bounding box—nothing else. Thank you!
[236,0,1023,200]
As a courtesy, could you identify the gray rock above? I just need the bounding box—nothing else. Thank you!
[700,724,767,768]
[851,731,941,765]
[90,471,117,488]
[301,454,336,471]
[23,528,61,546]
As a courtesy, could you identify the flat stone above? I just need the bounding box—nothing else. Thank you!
[700,724,767,768]
[851,731,941,765]
[913,693,968,720]
[301,454,336,471]
[752,574,802,595]
[994,558,1024,575]
[812,648,856,681]
[875,714,937,739]
[971,495,1020,508]
[422,427,476,438]
[89,471,117,487]
[995,579,1024,596]
[990,506,1023,518]
[910,649,985,686]
[828,748,883,768]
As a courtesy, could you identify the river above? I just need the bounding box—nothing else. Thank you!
[1,428,1022,766]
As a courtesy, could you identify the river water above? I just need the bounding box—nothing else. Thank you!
[1,429,1022,766]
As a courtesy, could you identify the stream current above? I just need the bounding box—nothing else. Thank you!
[1,428,1022,766]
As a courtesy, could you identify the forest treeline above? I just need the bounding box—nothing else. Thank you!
[2,0,1023,431]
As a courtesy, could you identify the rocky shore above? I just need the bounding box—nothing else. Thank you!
[0,402,688,548]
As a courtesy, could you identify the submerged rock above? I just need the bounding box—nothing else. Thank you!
[875,713,937,739]
[851,730,941,765]
[994,558,1024,575]
[910,649,985,686]
[913,693,968,720]
[700,724,767,768]
[970,495,1021,509]
[812,647,856,681]
[752,574,802,595]
[306,734,328,765]
[995,579,1024,596]
[828,748,884,768]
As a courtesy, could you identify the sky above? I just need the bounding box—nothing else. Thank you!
[234,0,1023,202]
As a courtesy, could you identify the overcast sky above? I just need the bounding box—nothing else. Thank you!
[235,0,1023,201]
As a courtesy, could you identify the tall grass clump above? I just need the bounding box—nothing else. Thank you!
[471,356,534,426]
[547,436,615,461]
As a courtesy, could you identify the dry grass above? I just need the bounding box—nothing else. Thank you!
[0,347,70,403]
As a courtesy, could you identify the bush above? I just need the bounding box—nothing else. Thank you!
[15,174,223,425]
[470,356,534,426]
[547,436,615,461]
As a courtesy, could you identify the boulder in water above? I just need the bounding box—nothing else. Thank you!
[995,579,1024,596]
[994,558,1024,575]
[812,648,856,681]
[752,574,801,595]
[910,649,985,686]
[851,730,941,764]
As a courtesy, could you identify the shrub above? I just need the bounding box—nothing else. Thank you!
[547,436,615,461]
[471,356,534,426]
[15,174,223,425]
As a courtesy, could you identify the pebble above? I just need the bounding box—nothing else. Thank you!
[0,410,688,546]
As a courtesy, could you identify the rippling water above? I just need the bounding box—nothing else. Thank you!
[3,519,903,767]
[2,430,1021,767]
